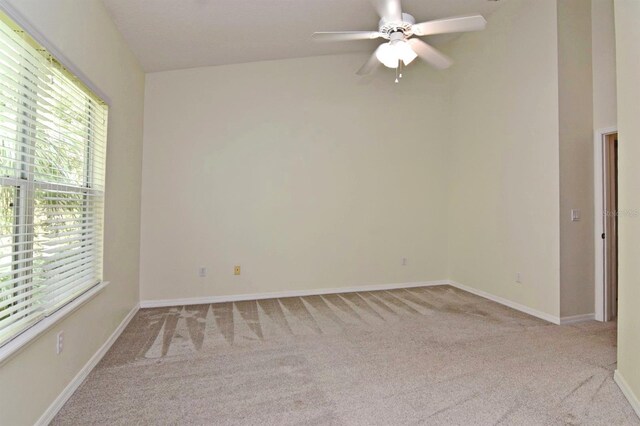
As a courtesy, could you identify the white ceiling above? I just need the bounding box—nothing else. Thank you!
[102,0,504,73]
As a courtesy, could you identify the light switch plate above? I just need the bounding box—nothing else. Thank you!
[56,331,64,354]
[571,209,581,222]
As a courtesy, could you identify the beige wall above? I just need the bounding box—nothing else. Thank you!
[615,0,640,410]
[140,55,450,302]
[557,0,595,318]
[446,0,561,318]
[0,1,145,425]
[592,0,617,131]
[141,0,597,323]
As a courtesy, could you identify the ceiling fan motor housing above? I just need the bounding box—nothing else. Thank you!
[379,13,415,39]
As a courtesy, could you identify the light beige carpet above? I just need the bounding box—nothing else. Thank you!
[52,285,639,425]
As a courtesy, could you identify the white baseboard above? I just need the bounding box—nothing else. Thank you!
[142,279,596,326]
[614,370,640,419]
[448,280,561,324]
[139,280,450,308]
[35,304,140,426]
[559,313,596,325]
[139,281,574,327]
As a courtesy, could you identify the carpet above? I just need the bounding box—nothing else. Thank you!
[52,285,639,425]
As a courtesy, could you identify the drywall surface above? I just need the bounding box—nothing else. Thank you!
[446,0,561,318]
[557,0,595,317]
[140,54,450,301]
[0,0,145,424]
[614,0,640,412]
[592,0,617,131]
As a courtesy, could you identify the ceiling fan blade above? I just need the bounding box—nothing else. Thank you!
[371,0,402,22]
[312,31,382,42]
[407,38,453,70]
[412,15,487,37]
[356,48,382,76]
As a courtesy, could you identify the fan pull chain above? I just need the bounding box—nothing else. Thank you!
[394,62,404,83]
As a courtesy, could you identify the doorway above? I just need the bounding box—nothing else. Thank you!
[602,132,618,321]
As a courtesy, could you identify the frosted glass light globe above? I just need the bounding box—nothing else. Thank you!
[376,40,418,68]
[392,40,418,65]
[375,43,399,68]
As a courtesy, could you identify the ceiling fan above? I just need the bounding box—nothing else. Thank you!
[312,0,487,81]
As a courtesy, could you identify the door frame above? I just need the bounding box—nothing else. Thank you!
[594,126,618,322]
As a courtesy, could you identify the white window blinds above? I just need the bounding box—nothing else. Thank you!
[0,12,108,347]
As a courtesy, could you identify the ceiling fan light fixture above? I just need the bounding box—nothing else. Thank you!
[376,39,417,69]
[393,40,418,65]
[375,42,400,68]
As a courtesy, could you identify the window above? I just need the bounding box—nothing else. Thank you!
[0,12,107,347]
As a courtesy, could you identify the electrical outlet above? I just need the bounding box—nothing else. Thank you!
[402,258,407,266]
[198,267,207,277]
[234,265,241,275]
[516,272,522,283]
[56,331,64,354]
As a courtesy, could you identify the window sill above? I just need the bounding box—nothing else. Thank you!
[0,281,109,365]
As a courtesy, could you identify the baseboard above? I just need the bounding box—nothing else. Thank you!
[614,370,640,419]
[448,280,560,324]
[35,304,140,426]
[139,280,450,308]
[559,313,596,325]
[142,280,592,325]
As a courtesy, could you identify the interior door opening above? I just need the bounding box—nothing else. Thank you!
[603,132,618,322]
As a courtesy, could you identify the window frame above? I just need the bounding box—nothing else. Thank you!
[0,2,111,363]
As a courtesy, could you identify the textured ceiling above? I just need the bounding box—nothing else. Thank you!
[102,0,505,73]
